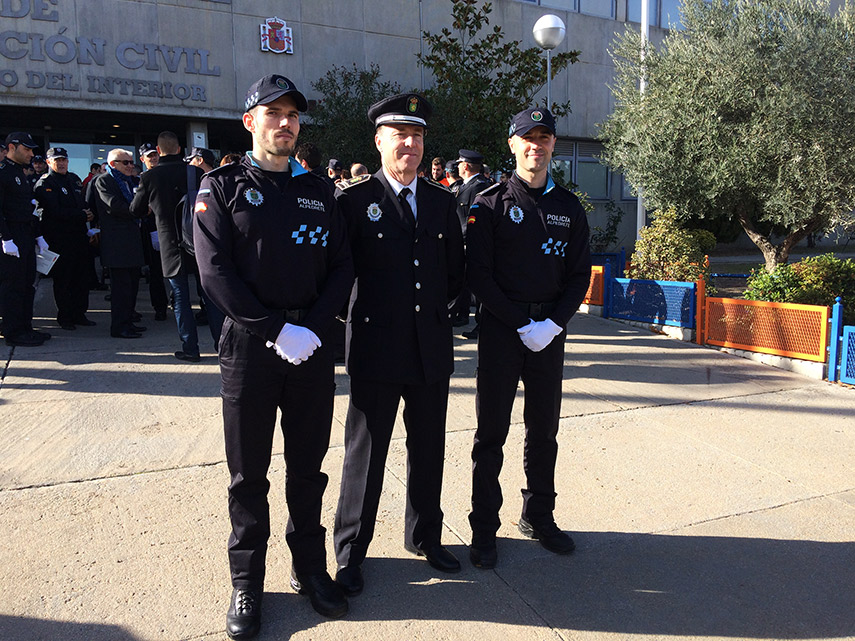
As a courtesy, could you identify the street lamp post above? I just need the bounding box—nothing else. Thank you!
[533,14,566,110]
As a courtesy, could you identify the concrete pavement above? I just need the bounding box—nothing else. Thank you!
[1,279,853,641]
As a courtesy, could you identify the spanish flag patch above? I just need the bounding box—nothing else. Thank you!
[467,215,476,225]
[195,201,207,213]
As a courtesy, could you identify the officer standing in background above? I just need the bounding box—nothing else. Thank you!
[137,143,169,324]
[33,148,95,330]
[0,132,52,347]
[333,93,465,597]
[193,74,354,640]
[451,148,491,328]
[465,108,591,570]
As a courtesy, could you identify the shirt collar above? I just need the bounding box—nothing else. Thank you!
[382,168,418,197]
[512,170,555,194]
[246,152,307,176]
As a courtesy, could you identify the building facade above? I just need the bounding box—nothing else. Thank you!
[2,0,703,245]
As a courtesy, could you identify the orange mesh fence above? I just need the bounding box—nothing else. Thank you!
[584,266,604,305]
[705,298,830,362]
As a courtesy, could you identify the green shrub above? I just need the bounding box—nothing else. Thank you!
[629,208,712,284]
[687,229,717,254]
[744,253,855,324]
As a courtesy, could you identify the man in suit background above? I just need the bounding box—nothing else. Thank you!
[93,149,146,339]
[332,93,465,597]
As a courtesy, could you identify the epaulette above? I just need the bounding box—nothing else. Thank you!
[419,176,452,193]
[478,182,503,197]
[338,173,371,189]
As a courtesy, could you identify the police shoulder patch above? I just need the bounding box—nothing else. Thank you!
[338,173,371,190]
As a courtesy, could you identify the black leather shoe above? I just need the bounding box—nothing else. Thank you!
[226,588,262,640]
[59,323,76,331]
[405,543,461,573]
[518,517,576,555]
[111,330,142,339]
[73,317,97,326]
[335,565,364,596]
[290,570,348,619]
[5,332,47,347]
[130,324,147,332]
[461,328,479,340]
[31,330,51,341]
[469,541,499,570]
[154,310,168,321]
[131,311,142,322]
[174,350,201,362]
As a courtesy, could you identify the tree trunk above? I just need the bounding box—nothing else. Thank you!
[734,203,825,272]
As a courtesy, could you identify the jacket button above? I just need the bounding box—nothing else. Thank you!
[438,233,443,239]
[364,317,370,323]
[414,259,419,266]
[415,305,421,312]
[415,282,421,289]
[377,232,383,238]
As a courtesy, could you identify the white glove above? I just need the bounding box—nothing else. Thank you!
[35,236,49,253]
[150,231,160,252]
[519,318,563,352]
[2,239,20,257]
[268,323,322,365]
[87,228,100,237]
[517,319,536,337]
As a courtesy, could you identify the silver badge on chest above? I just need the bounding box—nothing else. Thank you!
[509,205,524,224]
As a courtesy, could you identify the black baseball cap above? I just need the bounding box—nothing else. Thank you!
[46,148,68,159]
[367,93,432,129]
[328,158,342,171]
[5,132,37,148]
[456,149,484,164]
[139,142,157,157]
[244,74,307,112]
[508,108,556,138]
[32,154,46,163]
[185,147,215,166]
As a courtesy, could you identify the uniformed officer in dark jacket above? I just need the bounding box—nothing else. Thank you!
[332,93,465,597]
[0,132,52,347]
[33,147,95,330]
[451,148,492,327]
[466,108,592,570]
[193,74,354,640]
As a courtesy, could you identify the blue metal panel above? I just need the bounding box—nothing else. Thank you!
[840,326,855,385]
[608,278,696,328]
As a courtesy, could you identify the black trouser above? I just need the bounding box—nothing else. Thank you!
[0,221,36,338]
[219,317,336,589]
[51,242,90,325]
[146,245,168,314]
[108,267,140,335]
[469,308,566,539]
[334,376,450,567]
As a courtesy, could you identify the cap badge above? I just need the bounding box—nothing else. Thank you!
[245,188,264,207]
[509,205,524,224]
[531,111,543,122]
[367,203,382,222]
[15,177,21,185]
[407,96,419,113]
[61,187,68,195]
[276,78,290,90]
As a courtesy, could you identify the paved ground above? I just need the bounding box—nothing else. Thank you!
[1,278,853,641]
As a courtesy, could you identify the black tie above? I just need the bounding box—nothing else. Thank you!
[398,187,415,224]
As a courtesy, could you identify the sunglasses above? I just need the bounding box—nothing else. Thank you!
[114,160,134,166]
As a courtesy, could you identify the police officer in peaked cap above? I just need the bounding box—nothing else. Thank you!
[192,73,354,639]
[332,93,465,596]
[465,107,591,569]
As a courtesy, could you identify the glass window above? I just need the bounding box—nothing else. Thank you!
[541,0,576,10]
[577,160,609,200]
[620,174,638,200]
[550,157,574,190]
[627,0,658,26]
[660,0,684,29]
[579,0,614,18]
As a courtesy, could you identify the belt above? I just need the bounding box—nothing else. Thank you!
[510,300,557,321]
[284,308,309,323]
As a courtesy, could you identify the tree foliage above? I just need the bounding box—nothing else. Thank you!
[306,64,401,170]
[629,208,712,284]
[418,0,579,170]
[600,0,855,271]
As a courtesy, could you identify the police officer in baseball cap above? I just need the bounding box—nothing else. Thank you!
[194,73,353,638]
[465,106,591,569]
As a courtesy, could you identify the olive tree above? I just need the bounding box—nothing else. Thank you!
[601,0,855,271]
